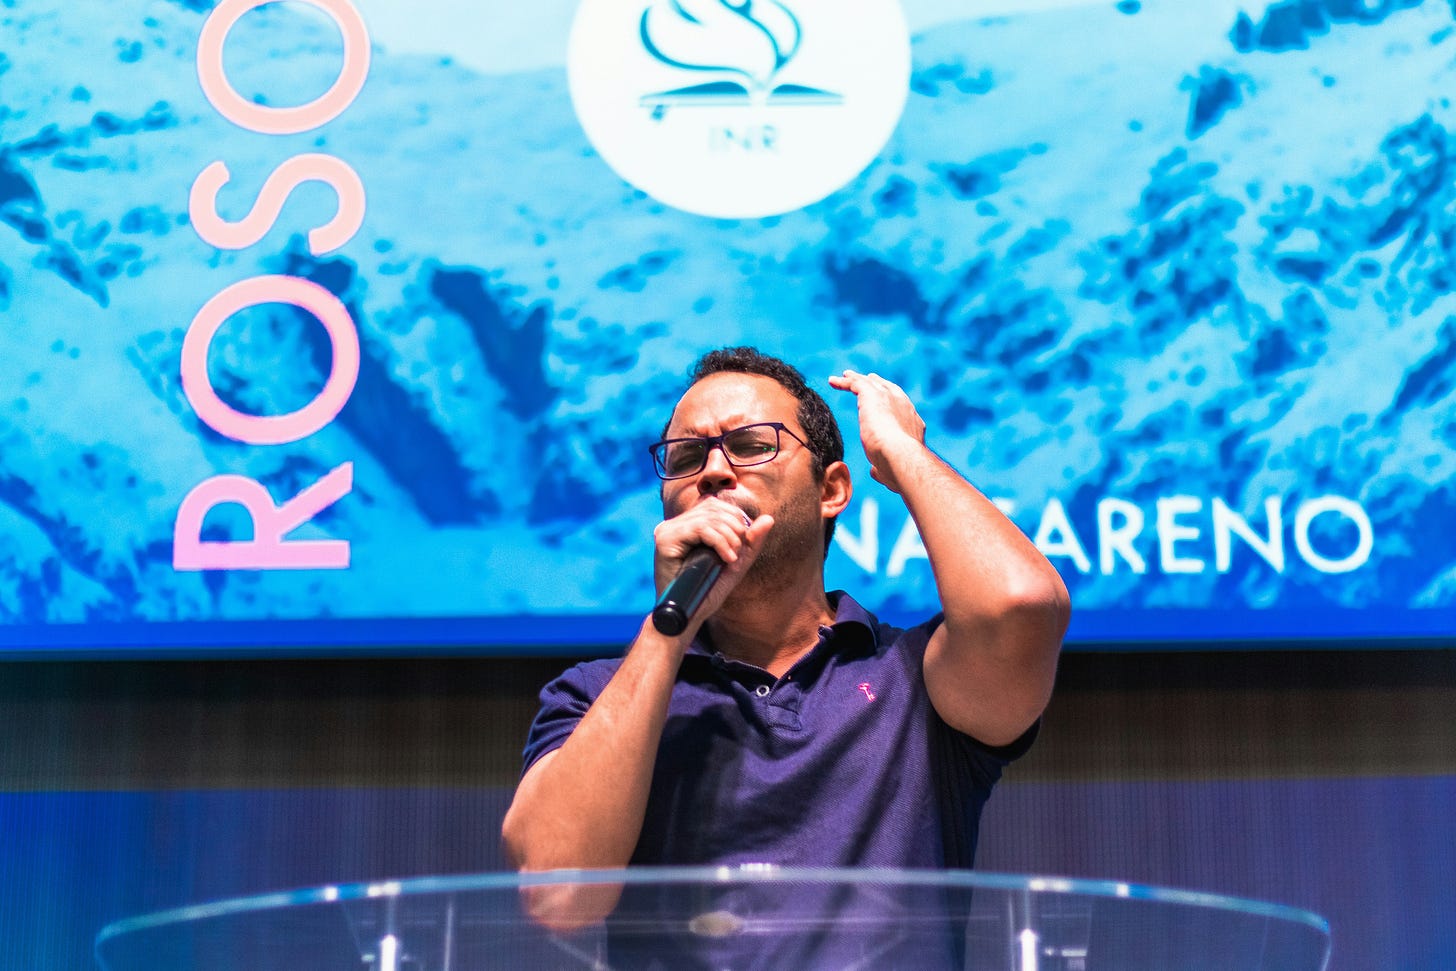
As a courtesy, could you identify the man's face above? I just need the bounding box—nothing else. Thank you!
[660,372,825,567]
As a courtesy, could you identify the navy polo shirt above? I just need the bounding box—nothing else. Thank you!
[521,591,1035,869]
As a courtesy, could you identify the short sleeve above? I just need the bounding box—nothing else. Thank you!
[519,660,619,777]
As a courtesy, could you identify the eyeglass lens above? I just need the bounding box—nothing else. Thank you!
[659,425,782,477]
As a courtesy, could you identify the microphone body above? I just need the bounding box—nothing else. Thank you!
[652,546,724,636]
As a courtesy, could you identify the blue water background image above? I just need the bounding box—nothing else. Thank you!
[0,0,1452,642]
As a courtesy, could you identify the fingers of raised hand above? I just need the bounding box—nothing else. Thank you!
[831,369,908,399]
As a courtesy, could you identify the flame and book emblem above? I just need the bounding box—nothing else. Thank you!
[638,0,841,112]
[567,0,910,218]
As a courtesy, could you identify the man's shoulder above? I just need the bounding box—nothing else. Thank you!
[828,590,943,654]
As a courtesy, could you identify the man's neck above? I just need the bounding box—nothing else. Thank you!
[703,569,836,678]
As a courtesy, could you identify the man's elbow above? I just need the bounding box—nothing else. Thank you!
[500,810,626,931]
[1007,554,1070,631]
[1030,573,1072,643]
[517,881,626,933]
[507,844,629,933]
[500,802,530,871]
[956,569,1071,651]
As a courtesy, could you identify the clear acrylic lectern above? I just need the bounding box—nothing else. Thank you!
[95,866,1331,970]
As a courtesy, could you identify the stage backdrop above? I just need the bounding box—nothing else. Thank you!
[1,0,1453,654]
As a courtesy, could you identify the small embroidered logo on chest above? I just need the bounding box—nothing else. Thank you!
[856,682,877,703]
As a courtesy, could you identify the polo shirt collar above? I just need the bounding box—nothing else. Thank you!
[685,589,879,660]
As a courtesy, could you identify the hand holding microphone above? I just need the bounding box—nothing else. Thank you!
[651,500,772,637]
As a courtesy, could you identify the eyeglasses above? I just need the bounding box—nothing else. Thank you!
[648,422,811,480]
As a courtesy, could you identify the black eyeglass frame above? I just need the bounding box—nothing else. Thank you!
[648,422,812,480]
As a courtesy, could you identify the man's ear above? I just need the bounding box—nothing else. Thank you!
[819,460,853,519]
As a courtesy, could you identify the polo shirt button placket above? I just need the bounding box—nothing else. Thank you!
[753,684,771,698]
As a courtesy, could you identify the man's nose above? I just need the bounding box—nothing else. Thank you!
[696,445,737,494]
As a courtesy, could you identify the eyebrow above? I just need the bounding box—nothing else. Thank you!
[668,417,769,438]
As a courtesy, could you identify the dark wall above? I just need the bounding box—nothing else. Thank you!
[2,647,1453,970]
[6,647,1453,791]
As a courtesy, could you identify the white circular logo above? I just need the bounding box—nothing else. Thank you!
[567,0,911,219]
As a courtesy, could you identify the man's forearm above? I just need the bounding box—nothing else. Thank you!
[898,446,1068,638]
[502,500,772,874]
[500,618,684,872]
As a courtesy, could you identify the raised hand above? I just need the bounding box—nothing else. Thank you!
[827,369,927,495]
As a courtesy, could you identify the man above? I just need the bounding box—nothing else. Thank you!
[502,347,1068,886]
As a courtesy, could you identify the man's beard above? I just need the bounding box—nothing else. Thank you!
[737,483,825,593]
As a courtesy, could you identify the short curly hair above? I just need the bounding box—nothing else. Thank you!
[667,347,845,553]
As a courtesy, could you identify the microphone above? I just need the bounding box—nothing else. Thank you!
[651,546,724,636]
